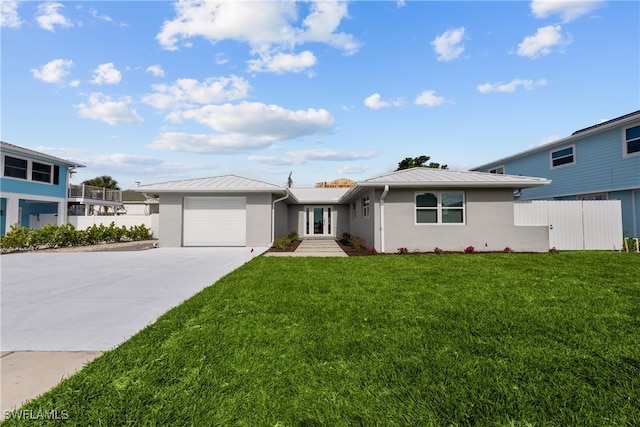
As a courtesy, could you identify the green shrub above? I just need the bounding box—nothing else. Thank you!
[0,222,153,252]
[273,231,299,250]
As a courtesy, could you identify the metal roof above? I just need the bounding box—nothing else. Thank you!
[1,141,85,168]
[471,110,640,171]
[136,175,286,193]
[361,167,549,186]
[289,188,349,203]
[340,168,550,201]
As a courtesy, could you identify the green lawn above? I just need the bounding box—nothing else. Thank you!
[5,252,639,426]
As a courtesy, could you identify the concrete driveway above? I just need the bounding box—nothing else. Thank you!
[1,246,266,352]
[1,246,266,416]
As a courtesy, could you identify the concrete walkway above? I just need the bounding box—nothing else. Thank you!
[265,239,347,257]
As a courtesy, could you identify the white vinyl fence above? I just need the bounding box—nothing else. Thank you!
[515,200,623,250]
[68,214,160,239]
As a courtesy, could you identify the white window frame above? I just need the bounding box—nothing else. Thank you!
[623,124,640,157]
[489,166,505,174]
[550,145,576,169]
[2,154,55,185]
[415,191,465,225]
[362,196,370,219]
[32,161,53,183]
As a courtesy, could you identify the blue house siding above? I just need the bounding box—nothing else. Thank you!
[473,111,640,237]
[1,172,68,199]
[1,141,82,235]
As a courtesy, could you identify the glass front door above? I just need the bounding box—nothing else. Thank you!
[305,206,333,236]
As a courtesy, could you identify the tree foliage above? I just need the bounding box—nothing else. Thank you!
[82,175,120,190]
[396,156,448,171]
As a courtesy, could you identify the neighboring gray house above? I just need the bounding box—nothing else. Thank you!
[137,168,552,252]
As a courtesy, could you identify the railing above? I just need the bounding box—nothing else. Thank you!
[68,184,122,202]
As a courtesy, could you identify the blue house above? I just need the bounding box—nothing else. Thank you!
[472,111,640,238]
[1,141,84,236]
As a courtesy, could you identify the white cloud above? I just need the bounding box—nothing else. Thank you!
[156,1,360,73]
[531,0,605,22]
[89,7,113,23]
[414,90,446,107]
[249,149,376,165]
[517,25,570,58]
[148,132,275,154]
[76,93,144,125]
[142,75,250,110]
[176,102,334,139]
[364,93,403,110]
[36,2,73,32]
[248,51,317,74]
[477,78,548,93]
[31,59,74,84]
[1,1,22,28]
[431,27,466,62]
[364,93,389,110]
[338,164,372,174]
[146,65,165,77]
[91,63,122,85]
[91,153,164,168]
[150,102,334,154]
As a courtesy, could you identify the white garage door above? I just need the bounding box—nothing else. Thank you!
[183,197,246,246]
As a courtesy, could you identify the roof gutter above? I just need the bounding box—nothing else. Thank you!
[379,185,389,253]
[271,189,291,244]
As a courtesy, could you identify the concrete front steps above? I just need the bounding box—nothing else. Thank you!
[265,239,348,257]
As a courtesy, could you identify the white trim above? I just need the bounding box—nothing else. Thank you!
[303,205,336,237]
[2,153,56,185]
[380,185,389,253]
[414,191,466,225]
[549,144,576,169]
[622,124,640,158]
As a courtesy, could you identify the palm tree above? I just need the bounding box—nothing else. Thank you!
[81,175,120,190]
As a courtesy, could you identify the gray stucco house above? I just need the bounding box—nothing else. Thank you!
[136,168,552,252]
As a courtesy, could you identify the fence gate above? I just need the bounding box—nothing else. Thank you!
[515,200,623,250]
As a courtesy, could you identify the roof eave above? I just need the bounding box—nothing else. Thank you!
[134,187,287,194]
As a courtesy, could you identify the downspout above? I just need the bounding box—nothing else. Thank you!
[380,185,390,253]
[271,189,290,245]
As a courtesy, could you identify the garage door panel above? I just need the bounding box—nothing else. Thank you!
[183,197,246,246]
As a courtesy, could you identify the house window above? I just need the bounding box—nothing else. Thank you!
[352,203,357,219]
[362,196,370,218]
[32,162,52,183]
[577,193,608,201]
[489,166,504,174]
[624,124,640,156]
[416,192,465,224]
[550,146,575,168]
[3,156,28,179]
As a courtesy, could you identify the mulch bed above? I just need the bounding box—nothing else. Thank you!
[265,239,302,253]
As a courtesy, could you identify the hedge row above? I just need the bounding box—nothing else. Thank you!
[0,222,152,253]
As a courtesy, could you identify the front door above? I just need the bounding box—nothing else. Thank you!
[305,206,333,236]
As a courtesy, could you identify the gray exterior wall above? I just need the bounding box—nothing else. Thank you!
[347,189,376,248]
[380,188,549,253]
[157,192,274,247]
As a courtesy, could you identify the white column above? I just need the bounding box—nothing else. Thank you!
[5,196,20,229]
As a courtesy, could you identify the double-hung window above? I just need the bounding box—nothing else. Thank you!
[32,162,52,183]
[362,196,370,218]
[624,124,640,156]
[416,192,464,224]
[489,166,504,174]
[550,146,575,168]
[4,156,28,179]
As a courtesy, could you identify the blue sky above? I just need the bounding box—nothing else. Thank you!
[2,0,638,189]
